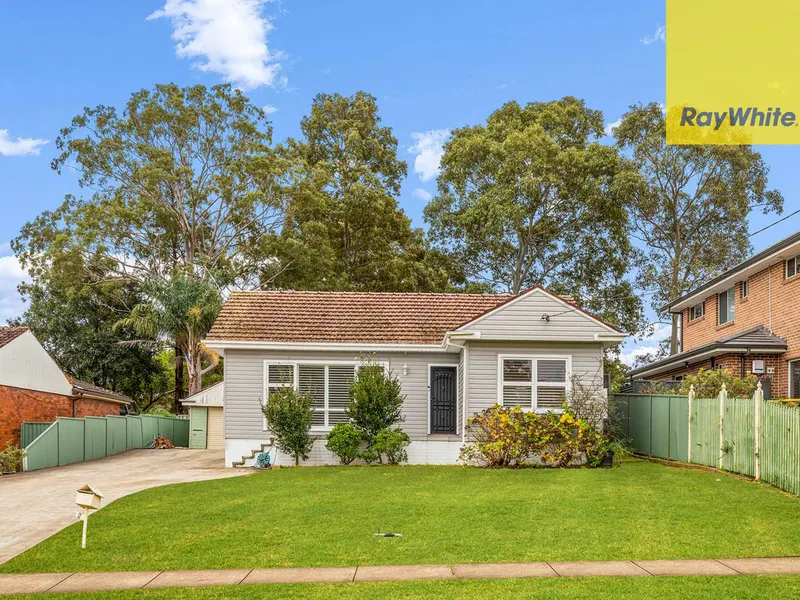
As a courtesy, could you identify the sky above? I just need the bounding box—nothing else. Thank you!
[0,1,798,365]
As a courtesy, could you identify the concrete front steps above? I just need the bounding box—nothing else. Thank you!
[231,440,275,468]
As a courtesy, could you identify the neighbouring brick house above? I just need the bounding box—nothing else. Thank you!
[0,326,131,447]
[628,231,800,398]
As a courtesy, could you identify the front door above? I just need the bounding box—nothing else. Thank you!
[430,366,457,434]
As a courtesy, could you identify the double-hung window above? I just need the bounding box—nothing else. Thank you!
[499,356,569,412]
[787,255,800,279]
[265,361,383,430]
[689,302,705,321]
[718,287,735,325]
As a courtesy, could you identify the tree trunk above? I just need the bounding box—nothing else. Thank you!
[174,345,185,414]
[670,313,681,355]
[188,352,203,396]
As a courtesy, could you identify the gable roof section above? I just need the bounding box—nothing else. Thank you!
[206,288,622,346]
[627,325,787,378]
[0,326,29,349]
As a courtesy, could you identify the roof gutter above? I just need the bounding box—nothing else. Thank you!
[72,391,131,405]
[627,345,786,378]
[204,339,455,353]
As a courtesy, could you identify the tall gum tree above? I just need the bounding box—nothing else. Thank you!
[423,97,642,333]
[614,103,784,355]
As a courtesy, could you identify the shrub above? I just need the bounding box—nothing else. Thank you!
[263,387,314,466]
[460,404,610,468]
[459,405,535,467]
[679,368,757,398]
[0,442,26,474]
[347,359,405,445]
[372,427,410,465]
[325,423,363,465]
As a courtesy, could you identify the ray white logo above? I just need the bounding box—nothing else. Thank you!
[680,107,798,130]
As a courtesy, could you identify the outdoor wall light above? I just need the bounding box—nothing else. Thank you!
[402,364,408,376]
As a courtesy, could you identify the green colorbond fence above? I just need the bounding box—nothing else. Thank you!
[22,414,190,472]
[615,390,800,496]
[20,422,52,449]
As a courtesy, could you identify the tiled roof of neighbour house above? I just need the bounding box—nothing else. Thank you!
[206,290,516,345]
[206,288,620,345]
[0,326,28,349]
[627,325,788,378]
[71,378,132,404]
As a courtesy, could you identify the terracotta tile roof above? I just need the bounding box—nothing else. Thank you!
[71,378,131,404]
[0,326,28,349]
[207,291,516,345]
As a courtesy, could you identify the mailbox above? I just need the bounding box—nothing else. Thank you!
[75,484,104,510]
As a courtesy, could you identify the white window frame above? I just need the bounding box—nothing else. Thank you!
[689,301,705,321]
[741,279,749,299]
[262,359,388,432]
[427,363,459,435]
[787,256,799,279]
[497,354,572,413]
[718,287,735,325]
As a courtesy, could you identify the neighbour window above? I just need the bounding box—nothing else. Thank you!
[787,256,800,279]
[741,279,749,299]
[499,356,568,412]
[718,287,735,325]
[689,302,705,321]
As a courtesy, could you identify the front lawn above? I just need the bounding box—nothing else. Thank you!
[3,460,800,573]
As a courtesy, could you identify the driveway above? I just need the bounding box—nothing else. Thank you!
[0,449,249,564]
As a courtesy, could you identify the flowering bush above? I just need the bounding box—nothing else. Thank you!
[460,404,609,468]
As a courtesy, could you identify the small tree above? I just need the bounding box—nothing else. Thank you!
[262,387,314,466]
[347,360,404,446]
[679,368,757,398]
[325,423,362,465]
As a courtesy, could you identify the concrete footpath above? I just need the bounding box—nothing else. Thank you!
[2,557,800,595]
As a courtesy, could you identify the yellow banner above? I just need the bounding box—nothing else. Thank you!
[667,0,800,144]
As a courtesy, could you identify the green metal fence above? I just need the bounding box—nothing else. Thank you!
[20,422,52,449]
[614,389,800,496]
[22,415,190,472]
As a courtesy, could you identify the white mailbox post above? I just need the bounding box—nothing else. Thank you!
[75,484,104,549]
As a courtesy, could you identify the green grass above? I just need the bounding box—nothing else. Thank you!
[3,460,800,574]
[7,576,800,600]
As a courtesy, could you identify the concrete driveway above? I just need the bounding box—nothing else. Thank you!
[0,449,249,564]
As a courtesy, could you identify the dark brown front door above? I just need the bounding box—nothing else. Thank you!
[430,366,457,434]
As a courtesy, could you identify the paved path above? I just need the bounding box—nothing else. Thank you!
[2,557,800,595]
[0,449,248,565]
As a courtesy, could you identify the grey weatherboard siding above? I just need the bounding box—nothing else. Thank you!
[224,349,459,441]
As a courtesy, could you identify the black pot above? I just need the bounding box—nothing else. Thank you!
[600,451,614,468]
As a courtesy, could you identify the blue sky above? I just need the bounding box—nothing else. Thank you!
[0,1,798,364]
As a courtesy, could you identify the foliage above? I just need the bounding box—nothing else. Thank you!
[347,360,405,445]
[603,353,629,395]
[424,96,643,333]
[115,274,222,397]
[276,91,448,292]
[679,368,758,398]
[263,387,314,466]
[371,428,410,465]
[8,252,168,408]
[325,423,363,465]
[0,442,26,474]
[460,404,608,468]
[614,102,783,353]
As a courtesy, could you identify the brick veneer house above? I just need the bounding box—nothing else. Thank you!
[627,231,800,399]
[0,327,131,446]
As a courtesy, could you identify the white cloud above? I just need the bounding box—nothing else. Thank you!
[262,104,278,115]
[641,24,666,45]
[147,0,284,90]
[0,249,27,322]
[604,117,622,137]
[618,344,660,368]
[412,188,432,201]
[0,129,48,157]
[408,129,450,182]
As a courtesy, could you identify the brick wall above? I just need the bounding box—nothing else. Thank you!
[644,353,784,397]
[678,259,800,397]
[0,384,124,447]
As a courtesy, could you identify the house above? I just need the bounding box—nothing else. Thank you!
[0,326,131,447]
[627,231,800,398]
[204,287,626,467]
[180,382,224,450]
